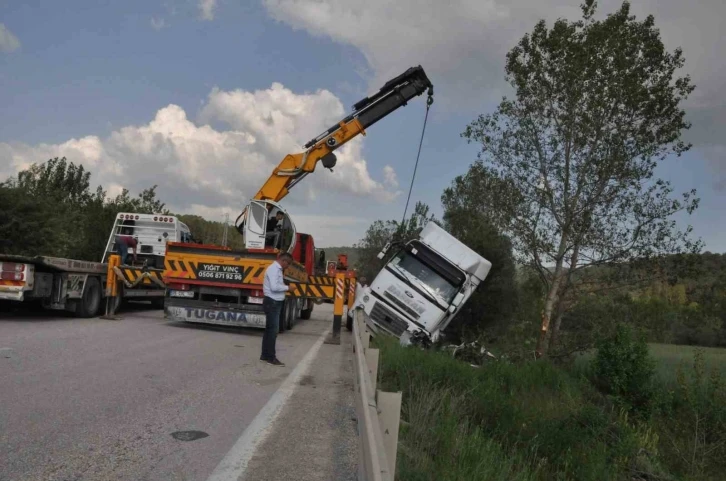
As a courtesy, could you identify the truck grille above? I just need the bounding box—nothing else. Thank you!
[370,301,409,336]
[383,292,420,320]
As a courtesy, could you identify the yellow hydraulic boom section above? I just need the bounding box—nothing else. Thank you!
[251,65,434,204]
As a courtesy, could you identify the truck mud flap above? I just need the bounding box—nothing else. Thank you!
[166,305,266,328]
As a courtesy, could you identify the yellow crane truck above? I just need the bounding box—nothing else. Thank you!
[162,65,434,335]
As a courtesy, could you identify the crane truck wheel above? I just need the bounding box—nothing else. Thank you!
[346,312,353,332]
[285,300,296,330]
[76,276,102,318]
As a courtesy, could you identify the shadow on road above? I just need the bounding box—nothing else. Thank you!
[163,318,329,339]
[0,300,162,322]
[163,320,265,337]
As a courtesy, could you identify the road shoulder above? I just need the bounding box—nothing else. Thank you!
[239,329,358,481]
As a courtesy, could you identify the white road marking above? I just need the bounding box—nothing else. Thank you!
[205,331,327,481]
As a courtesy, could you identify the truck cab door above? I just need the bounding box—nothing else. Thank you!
[243,201,268,249]
[242,200,297,252]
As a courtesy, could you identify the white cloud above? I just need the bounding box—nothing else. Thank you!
[291,214,369,247]
[0,23,21,53]
[262,0,726,181]
[382,165,398,188]
[199,0,217,21]
[150,17,167,30]
[0,83,399,245]
[199,83,400,201]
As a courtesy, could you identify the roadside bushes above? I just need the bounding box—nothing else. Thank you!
[655,350,726,480]
[377,330,726,481]
[591,324,657,417]
[376,337,663,481]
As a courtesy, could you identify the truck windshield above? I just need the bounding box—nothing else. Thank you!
[389,251,460,304]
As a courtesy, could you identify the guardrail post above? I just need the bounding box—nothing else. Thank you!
[376,391,402,475]
[365,348,379,393]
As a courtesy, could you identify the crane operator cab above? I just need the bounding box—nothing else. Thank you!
[235,200,297,253]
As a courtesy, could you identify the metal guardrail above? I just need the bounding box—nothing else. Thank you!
[352,308,402,481]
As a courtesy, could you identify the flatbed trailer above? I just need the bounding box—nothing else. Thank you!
[0,254,165,317]
[0,212,192,317]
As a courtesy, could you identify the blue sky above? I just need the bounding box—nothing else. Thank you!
[1,0,724,251]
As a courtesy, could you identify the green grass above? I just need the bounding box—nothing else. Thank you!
[376,338,726,481]
[577,343,726,384]
[647,343,726,383]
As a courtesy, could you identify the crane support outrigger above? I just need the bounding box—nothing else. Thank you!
[163,66,433,336]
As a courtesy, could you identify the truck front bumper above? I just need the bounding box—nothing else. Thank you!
[164,298,267,328]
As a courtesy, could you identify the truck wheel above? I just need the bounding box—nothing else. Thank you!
[300,301,313,320]
[346,312,353,332]
[286,300,296,330]
[76,276,102,318]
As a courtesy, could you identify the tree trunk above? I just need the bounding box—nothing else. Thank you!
[535,226,572,358]
[536,266,564,358]
[548,244,580,353]
[547,300,566,352]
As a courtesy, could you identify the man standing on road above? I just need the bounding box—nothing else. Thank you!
[261,252,293,366]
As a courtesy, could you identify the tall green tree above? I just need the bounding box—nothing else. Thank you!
[0,185,62,256]
[460,1,701,357]
[1,158,170,261]
[440,197,519,341]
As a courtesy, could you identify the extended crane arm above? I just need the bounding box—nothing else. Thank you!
[252,65,433,203]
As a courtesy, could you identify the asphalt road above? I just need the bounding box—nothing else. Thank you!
[0,302,336,481]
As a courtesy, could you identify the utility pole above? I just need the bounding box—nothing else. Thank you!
[221,212,229,247]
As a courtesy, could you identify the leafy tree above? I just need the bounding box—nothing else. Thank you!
[441,193,518,341]
[0,185,62,256]
[1,158,171,261]
[460,1,701,357]
[108,186,169,215]
[6,157,96,206]
[353,202,436,281]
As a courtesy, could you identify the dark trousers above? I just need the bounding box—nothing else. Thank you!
[261,296,284,360]
[114,242,129,265]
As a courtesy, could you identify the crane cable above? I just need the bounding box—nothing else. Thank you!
[400,92,434,229]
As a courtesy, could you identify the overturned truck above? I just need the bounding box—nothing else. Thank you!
[356,222,492,346]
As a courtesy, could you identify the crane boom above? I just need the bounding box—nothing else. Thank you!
[251,65,433,203]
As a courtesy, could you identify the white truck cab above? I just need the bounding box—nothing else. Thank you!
[357,222,492,345]
[102,213,192,268]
